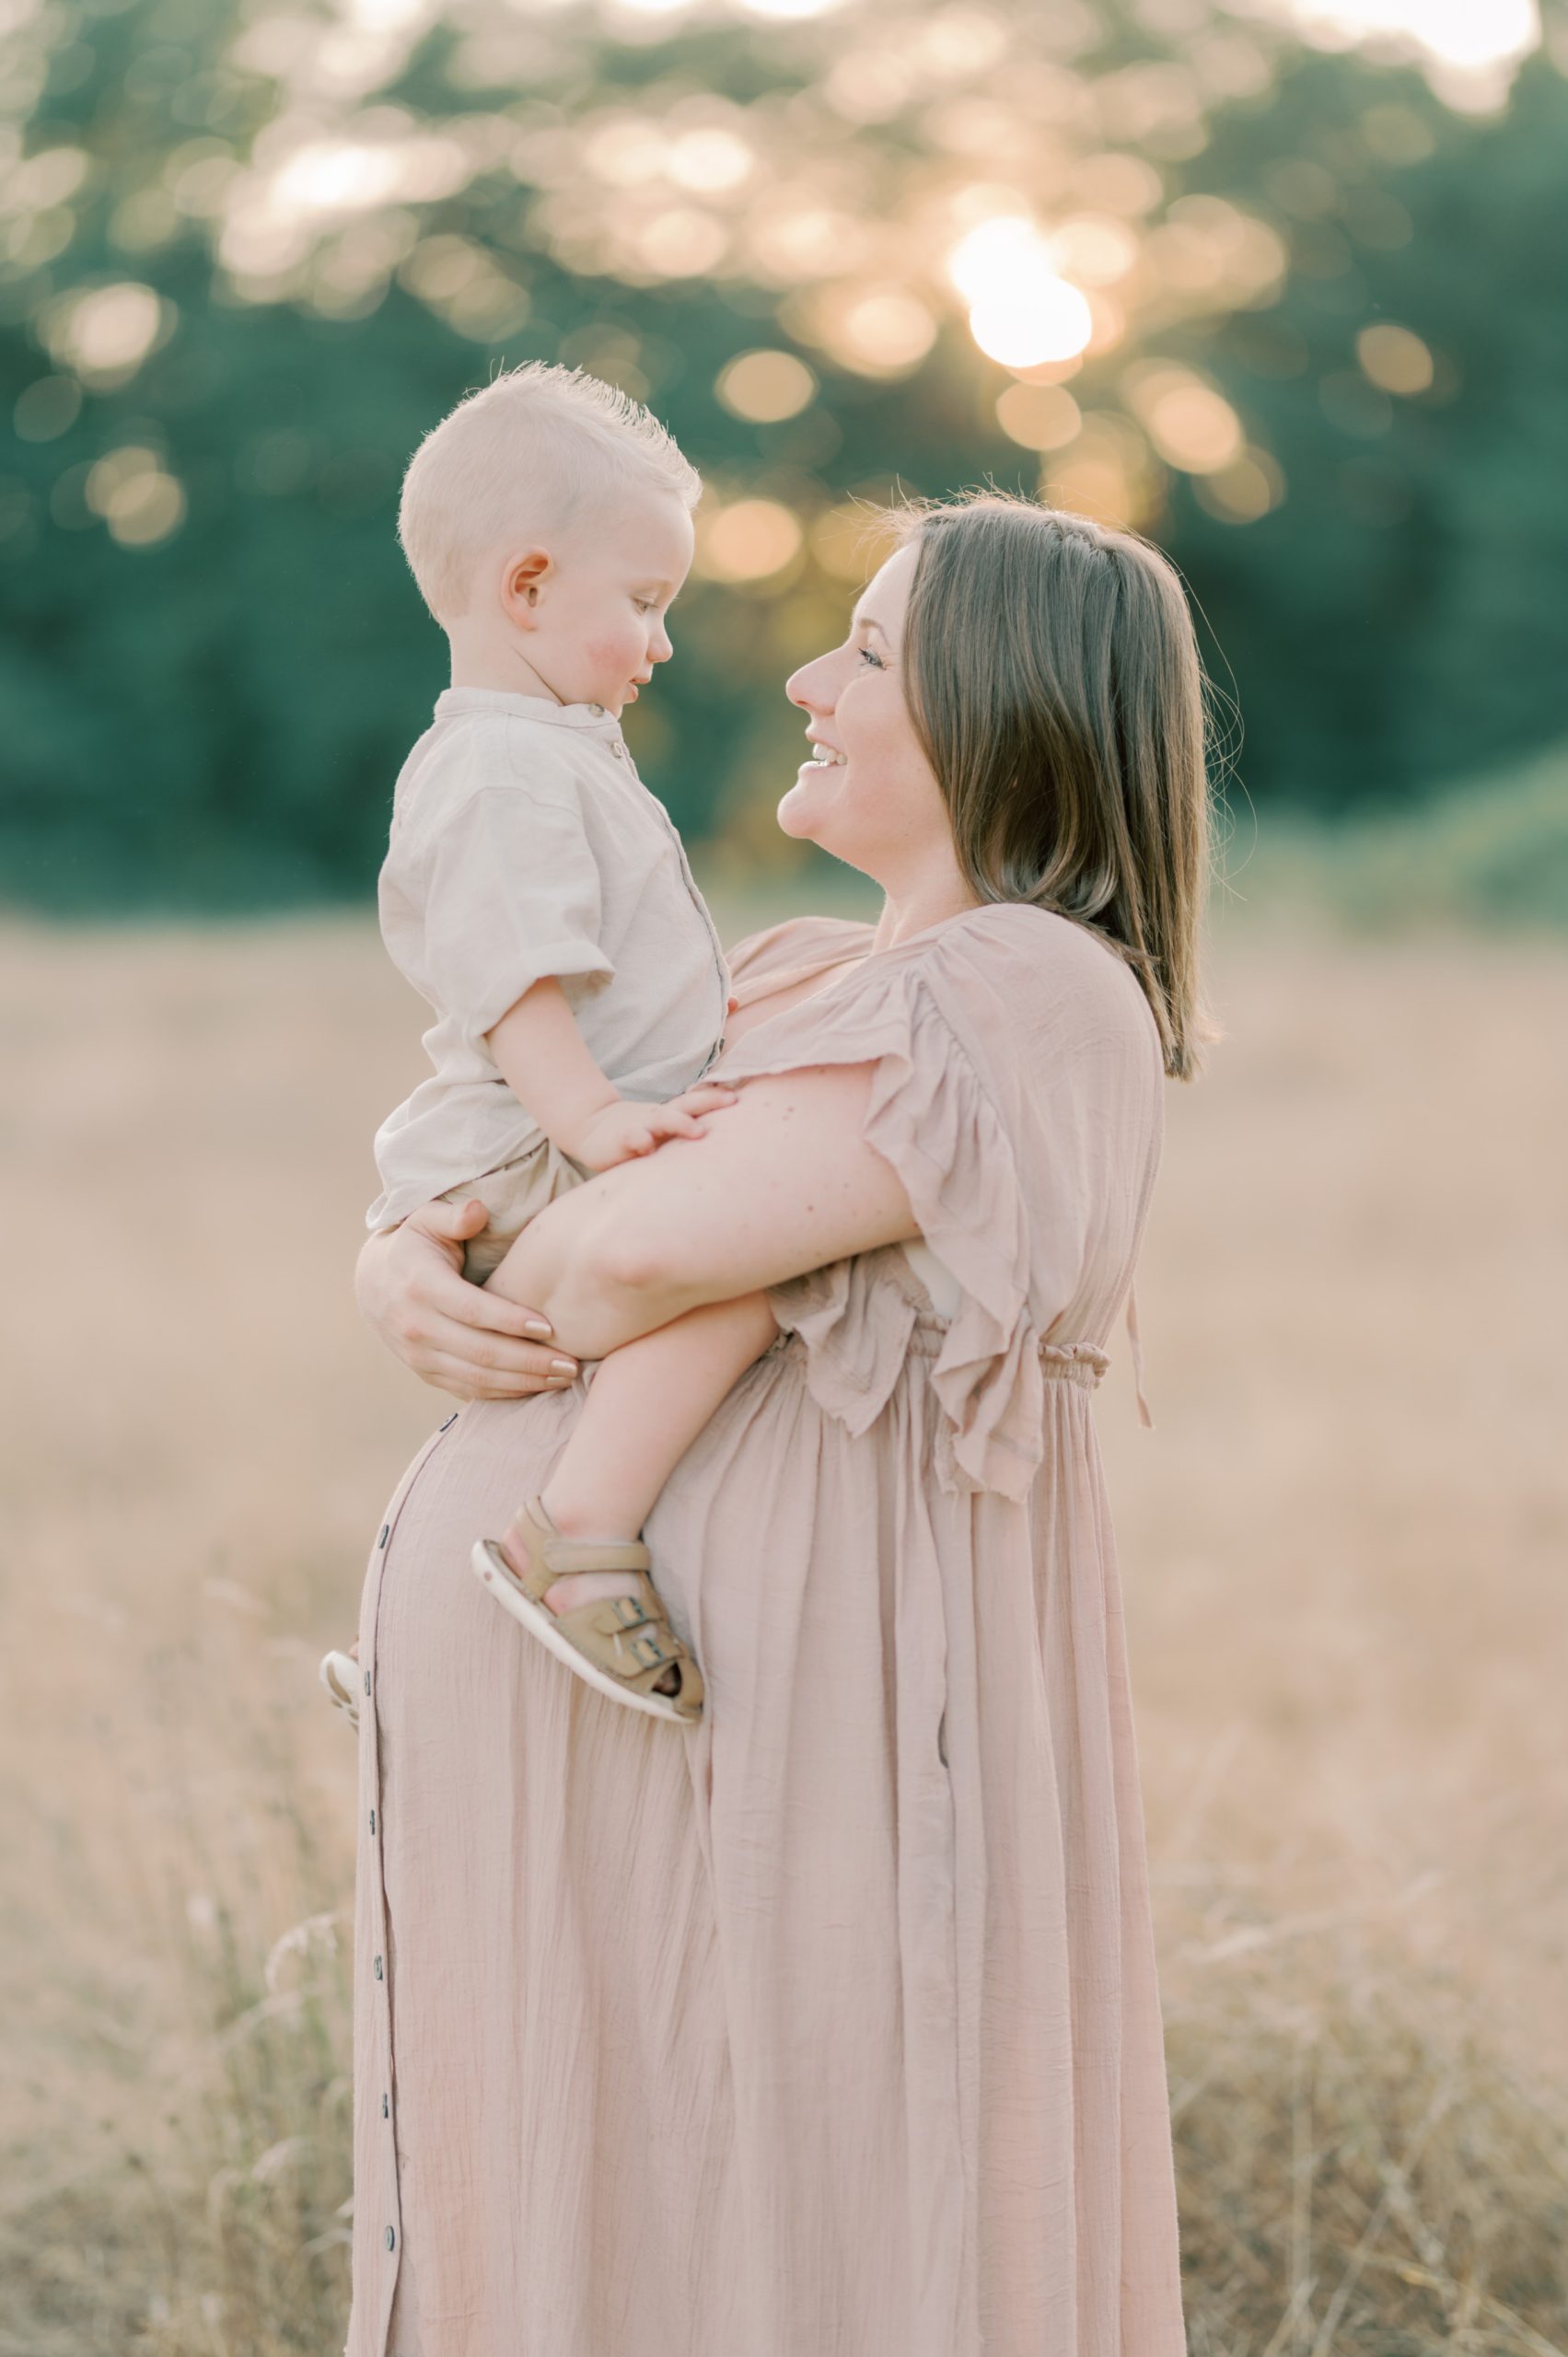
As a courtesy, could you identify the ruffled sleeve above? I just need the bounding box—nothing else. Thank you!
[714,945,1045,1502]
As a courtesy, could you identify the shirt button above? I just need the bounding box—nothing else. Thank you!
[386,2226,396,2252]
[374,1955,384,1980]
[610,741,624,760]
[382,2092,390,2118]
[368,1808,377,1834]
[587,702,604,716]
[364,1671,371,1695]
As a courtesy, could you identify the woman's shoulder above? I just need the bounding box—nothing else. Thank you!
[897,901,1159,1052]
[726,911,877,990]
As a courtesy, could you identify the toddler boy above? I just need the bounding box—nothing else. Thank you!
[324,365,776,1729]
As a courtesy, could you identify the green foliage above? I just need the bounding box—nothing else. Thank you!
[1236,739,1568,932]
[0,2,1564,909]
[1184,54,1568,815]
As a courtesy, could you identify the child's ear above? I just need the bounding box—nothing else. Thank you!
[501,547,552,626]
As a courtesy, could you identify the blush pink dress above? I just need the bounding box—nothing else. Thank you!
[346,904,1186,2357]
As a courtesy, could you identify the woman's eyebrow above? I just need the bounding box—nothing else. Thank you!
[851,609,889,639]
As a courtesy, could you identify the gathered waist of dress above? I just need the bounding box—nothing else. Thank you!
[905,1311,1109,1387]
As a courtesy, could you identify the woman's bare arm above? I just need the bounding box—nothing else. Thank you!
[485,1062,918,1361]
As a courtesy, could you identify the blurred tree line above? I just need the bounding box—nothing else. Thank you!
[1,0,1565,911]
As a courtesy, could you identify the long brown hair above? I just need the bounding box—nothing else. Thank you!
[897,493,1213,1079]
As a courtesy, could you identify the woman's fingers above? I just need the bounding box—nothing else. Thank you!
[410,1195,491,1241]
[422,1351,575,1400]
[411,1303,575,1379]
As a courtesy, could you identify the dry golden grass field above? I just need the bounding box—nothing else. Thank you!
[3,893,1566,2354]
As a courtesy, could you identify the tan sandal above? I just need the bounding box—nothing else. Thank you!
[470,1498,703,1725]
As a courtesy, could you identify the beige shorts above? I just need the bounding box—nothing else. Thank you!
[436,1140,591,1285]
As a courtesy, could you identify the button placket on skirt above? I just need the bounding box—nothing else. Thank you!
[354,1411,460,2355]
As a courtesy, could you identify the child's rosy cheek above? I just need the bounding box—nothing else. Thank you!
[585,628,636,671]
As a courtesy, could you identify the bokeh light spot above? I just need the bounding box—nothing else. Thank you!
[809,500,900,583]
[1124,364,1245,473]
[716,349,818,424]
[1045,412,1157,529]
[996,381,1082,452]
[634,209,729,277]
[949,217,1094,369]
[85,447,186,547]
[738,0,846,17]
[667,128,754,193]
[41,283,168,386]
[698,498,805,582]
[1192,447,1287,524]
[1357,321,1434,394]
[14,376,83,444]
[807,287,937,377]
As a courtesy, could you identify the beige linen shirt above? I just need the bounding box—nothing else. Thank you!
[367,686,730,1230]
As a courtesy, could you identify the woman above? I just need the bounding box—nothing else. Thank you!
[347,494,1208,2357]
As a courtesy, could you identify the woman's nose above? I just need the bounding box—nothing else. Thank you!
[786,649,838,714]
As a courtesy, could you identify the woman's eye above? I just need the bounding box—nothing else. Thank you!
[857,644,885,669]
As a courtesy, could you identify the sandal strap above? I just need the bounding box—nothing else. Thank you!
[550,1595,702,1699]
[505,1498,650,1604]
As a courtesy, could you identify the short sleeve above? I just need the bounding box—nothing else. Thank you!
[412,784,613,1039]
[714,940,1044,1501]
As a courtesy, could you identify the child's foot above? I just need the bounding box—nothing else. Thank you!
[319,1642,361,1728]
[471,1497,703,1724]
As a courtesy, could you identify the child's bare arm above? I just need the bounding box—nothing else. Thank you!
[485,977,734,1173]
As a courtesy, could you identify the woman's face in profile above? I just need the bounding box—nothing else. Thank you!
[779,542,948,882]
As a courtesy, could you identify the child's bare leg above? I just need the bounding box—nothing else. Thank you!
[549,1294,777,1537]
[495,1293,778,1615]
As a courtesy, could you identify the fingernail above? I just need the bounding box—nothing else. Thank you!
[523,1318,553,1338]
[551,1357,576,1375]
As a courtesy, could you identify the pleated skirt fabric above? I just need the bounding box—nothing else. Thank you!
[345,1314,1185,2357]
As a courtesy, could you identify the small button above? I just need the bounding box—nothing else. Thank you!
[364,1670,371,1695]
[382,2092,389,2118]
[587,702,604,716]
[385,2226,396,2252]
[439,1411,458,1432]
[610,741,624,760]
[377,1525,389,1549]
[368,1808,377,1834]
[374,1955,384,1980]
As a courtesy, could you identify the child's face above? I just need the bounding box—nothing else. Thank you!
[509,488,695,716]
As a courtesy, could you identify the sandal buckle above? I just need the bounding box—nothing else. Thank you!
[631,1634,668,1669]
[610,1595,648,1631]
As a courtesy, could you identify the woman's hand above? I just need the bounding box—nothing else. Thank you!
[355,1198,580,1401]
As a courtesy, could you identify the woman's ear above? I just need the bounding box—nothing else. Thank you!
[500,547,553,630]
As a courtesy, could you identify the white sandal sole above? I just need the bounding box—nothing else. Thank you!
[470,1539,696,1725]
[319,1648,361,1726]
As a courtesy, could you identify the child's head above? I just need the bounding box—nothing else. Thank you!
[399,363,701,715]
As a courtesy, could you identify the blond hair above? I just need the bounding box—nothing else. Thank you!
[398,362,702,624]
[897,493,1214,1079]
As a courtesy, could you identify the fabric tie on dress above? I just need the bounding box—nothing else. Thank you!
[1124,1280,1155,1429]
